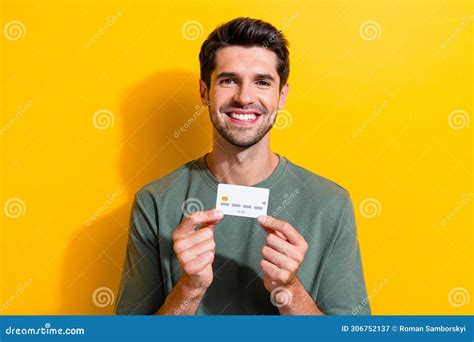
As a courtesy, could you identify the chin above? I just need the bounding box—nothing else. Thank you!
[226,136,263,148]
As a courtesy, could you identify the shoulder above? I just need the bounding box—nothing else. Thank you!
[281,158,355,230]
[135,158,197,205]
[284,159,357,242]
[285,159,351,207]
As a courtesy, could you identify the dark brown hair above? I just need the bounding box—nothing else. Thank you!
[199,17,290,90]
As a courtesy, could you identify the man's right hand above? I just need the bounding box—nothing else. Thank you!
[172,208,224,293]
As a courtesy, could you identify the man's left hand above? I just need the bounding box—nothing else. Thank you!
[257,215,308,293]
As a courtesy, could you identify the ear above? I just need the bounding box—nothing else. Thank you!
[199,79,210,107]
[277,83,289,110]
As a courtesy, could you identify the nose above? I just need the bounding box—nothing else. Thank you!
[233,81,254,105]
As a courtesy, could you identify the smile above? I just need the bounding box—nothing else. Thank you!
[224,110,262,125]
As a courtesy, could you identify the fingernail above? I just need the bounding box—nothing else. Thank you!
[257,215,267,224]
[215,210,224,218]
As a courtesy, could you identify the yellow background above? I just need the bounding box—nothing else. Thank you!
[1,0,472,314]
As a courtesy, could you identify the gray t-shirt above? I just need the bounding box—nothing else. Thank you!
[115,153,371,315]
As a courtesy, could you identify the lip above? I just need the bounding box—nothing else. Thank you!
[225,109,261,115]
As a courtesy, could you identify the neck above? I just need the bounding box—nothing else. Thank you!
[206,133,279,186]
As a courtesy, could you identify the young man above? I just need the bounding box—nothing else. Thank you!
[115,17,371,315]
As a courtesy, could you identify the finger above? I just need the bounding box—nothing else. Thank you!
[259,259,280,279]
[199,220,220,229]
[183,250,215,275]
[261,245,298,272]
[263,226,287,242]
[260,259,293,285]
[177,238,215,264]
[175,208,223,237]
[173,227,214,253]
[257,215,303,245]
[266,233,301,261]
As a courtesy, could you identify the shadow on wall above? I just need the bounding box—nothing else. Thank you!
[59,69,213,314]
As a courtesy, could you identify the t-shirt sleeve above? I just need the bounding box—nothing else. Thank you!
[114,191,165,315]
[315,191,371,315]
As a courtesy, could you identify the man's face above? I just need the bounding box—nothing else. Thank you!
[201,46,289,148]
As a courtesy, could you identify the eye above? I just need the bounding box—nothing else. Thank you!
[219,78,236,85]
[256,80,271,87]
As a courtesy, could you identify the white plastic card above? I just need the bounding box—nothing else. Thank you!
[216,183,269,218]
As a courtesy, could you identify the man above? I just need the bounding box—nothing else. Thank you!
[115,17,371,315]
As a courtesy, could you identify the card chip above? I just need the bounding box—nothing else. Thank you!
[221,196,228,201]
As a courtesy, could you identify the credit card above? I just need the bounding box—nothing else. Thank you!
[216,183,269,218]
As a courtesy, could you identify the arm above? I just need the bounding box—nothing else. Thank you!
[116,192,223,315]
[115,192,165,315]
[315,192,371,315]
[156,209,224,315]
[258,191,370,316]
[156,274,207,315]
[276,277,325,315]
[258,215,325,315]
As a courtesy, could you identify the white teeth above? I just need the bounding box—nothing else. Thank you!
[229,113,257,121]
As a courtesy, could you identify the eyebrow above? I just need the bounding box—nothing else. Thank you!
[215,72,276,82]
